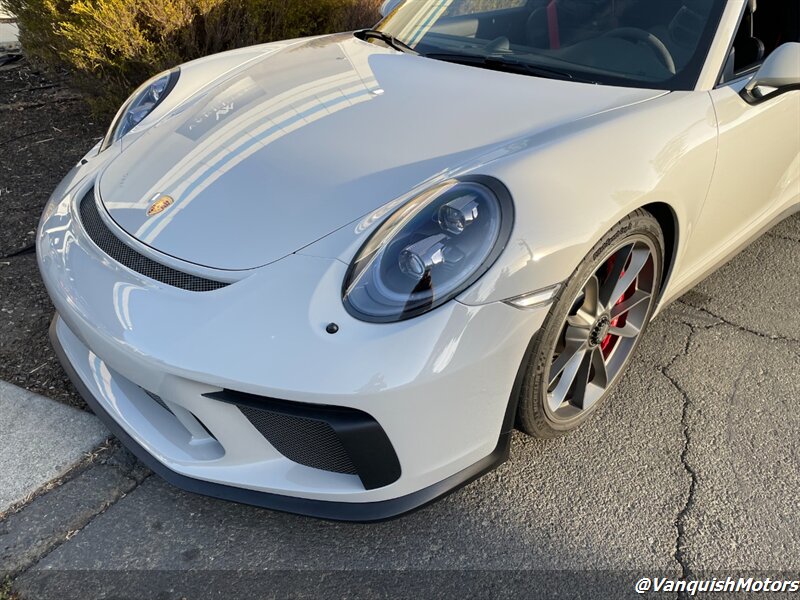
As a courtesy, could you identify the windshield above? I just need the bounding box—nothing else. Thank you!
[373,0,726,90]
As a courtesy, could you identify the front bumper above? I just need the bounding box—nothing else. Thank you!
[39,179,549,520]
[52,315,519,521]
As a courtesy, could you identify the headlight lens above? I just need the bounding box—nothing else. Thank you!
[343,177,514,322]
[102,69,179,150]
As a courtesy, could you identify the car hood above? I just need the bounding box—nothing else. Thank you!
[98,33,663,271]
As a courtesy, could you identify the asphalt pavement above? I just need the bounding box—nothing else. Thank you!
[3,214,798,599]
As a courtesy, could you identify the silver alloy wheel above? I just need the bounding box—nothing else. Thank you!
[545,236,658,422]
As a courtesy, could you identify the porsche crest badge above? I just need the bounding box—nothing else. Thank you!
[147,195,174,217]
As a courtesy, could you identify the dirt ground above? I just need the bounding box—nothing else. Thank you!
[0,60,104,408]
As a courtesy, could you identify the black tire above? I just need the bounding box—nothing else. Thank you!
[517,210,665,438]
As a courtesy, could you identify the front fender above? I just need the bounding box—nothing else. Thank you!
[456,90,718,306]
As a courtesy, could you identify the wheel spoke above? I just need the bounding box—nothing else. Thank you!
[607,247,651,305]
[571,351,594,410]
[610,289,651,319]
[549,343,586,386]
[565,324,590,347]
[591,347,608,389]
[575,349,608,411]
[609,322,641,338]
[598,245,632,307]
[567,314,591,330]
[579,274,602,320]
[548,347,587,411]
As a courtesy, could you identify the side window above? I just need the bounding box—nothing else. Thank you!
[723,0,800,83]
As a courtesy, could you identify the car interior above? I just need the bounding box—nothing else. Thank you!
[403,0,799,87]
[410,0,723,84]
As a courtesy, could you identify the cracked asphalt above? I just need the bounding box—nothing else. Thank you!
[4,214,798,599]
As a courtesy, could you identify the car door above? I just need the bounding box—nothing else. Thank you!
[682,1,800,270]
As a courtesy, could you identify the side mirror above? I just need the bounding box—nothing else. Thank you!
[379,0,404,18]
[744,42,800,100]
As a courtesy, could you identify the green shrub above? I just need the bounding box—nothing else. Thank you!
[5,0,381,114]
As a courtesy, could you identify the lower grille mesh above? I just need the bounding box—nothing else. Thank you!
[79,190,229,292]
[205,389,402,489]
[238,405,359,475]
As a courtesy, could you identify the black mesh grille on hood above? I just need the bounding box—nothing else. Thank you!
[78,190,229,292]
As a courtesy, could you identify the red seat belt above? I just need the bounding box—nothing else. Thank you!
[547,0,560,49]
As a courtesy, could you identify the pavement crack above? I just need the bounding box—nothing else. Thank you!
[677,300,800,345]
[662,321,695,373]
[667,368,697,595]
[657,323,698,593]
[0,243,36,260]
[1,444,152,581]
[0,439,113,522]
[6,470,154,583]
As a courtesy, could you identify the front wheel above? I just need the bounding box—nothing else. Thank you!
[517,210,665,438]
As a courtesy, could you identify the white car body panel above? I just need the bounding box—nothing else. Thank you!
[682,78,800,272]
[97,34,664,271]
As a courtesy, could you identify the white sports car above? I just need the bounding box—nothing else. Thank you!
[39,0,799,520]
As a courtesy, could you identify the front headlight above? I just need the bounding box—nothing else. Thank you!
[343,176,514,323]
[101,69,180,151]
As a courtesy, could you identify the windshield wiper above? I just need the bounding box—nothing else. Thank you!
[424,52,595,83]
[356,29,418,55]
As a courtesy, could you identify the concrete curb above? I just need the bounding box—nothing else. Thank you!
[0,380,109,515]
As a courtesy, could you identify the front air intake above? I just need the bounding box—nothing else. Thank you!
[204,390,402,490]
[238,406,359,475]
